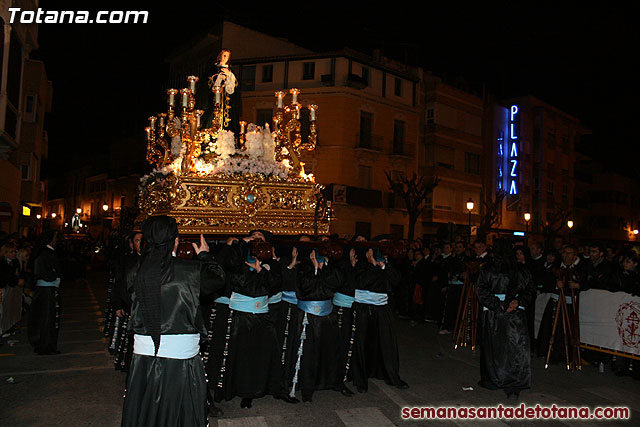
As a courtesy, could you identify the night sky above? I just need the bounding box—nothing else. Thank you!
[31,2,638,177]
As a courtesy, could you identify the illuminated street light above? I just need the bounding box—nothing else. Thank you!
[466,198,474,239]
[466,198,475,212]
[524,212,531,242]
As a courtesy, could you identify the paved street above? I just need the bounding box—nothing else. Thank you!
[1,269,638,426]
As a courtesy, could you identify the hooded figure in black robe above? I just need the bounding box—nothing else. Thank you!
[351,248,408,392]
[214,235,293,408]
[287,247,343,401]
[477,239,536,397]
[121,216,225,427]
[28,230,62,355]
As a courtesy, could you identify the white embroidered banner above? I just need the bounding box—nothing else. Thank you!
[535,290,640,356]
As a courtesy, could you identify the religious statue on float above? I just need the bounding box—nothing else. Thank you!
[208,49,241,136]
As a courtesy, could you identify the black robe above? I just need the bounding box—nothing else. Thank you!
[215,240,284,401]
[477,261,535,392]
[121,252,225,427]
[28,247,61,354]
[289,259,342,399]
[351,261,403,391]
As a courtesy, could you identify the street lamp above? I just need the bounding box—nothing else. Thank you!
[466,198,474,239]
[524,212,531,244]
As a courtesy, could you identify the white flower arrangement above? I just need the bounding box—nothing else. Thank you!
[147,123,300,182]
[215,130,236,159]
[210,156,290,178]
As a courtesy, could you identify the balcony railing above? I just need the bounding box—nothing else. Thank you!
[356,133,384,151]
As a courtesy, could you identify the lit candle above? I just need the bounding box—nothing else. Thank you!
[240,121,246,134]
[309,104,317,121]
[275,91,285,108]
[187,76,198,94]
[294,104,301,119]
[149,116,156,130]
[158,114,165,128]
[196,110,204,128]
[214,87,222,105]
[145,127,151,140]
[167,89,178,107]
[290,88,300,105]
[181,89,190,108]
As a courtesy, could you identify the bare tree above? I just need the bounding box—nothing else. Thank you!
[542,208,572,249]
[477,191,506,241]
[385,171,439,240]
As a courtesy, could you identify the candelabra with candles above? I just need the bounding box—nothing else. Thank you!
[144,76,207,174]
[138,76,329,236]
[272,89,318,176]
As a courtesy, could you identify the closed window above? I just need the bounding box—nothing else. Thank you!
[241,65,256,91]
[394,78,402,96]
[303,62,315,80]
[426,108,434,124]
[359,111,373,148]
[393,120,405,154]
[261,64,273,83]
[464,152,480,175]
[361,67,369,85]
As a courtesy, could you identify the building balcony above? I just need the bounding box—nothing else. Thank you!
[356,134,384,152]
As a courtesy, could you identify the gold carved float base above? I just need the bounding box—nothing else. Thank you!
[137,174,329,235]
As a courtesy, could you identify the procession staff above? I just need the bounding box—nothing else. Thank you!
[351,237,408,393]
[122,216,225,427]
[275,235,309,395]
[331,248,357,395]
[536,245,586,362]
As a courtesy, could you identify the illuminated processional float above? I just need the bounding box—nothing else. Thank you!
[137,70,332,235]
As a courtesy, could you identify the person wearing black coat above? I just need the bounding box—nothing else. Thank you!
[477,239,536,398]
[286,247,343,402]
[583,243,615,291]
[121,217,225,427]
[351,247,408,392]
[28,231,62,355]
[214,234,294,409]
[613,251,640,296]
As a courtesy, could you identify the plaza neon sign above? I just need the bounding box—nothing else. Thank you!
[497,130,504,191]
[508,105,519,195]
